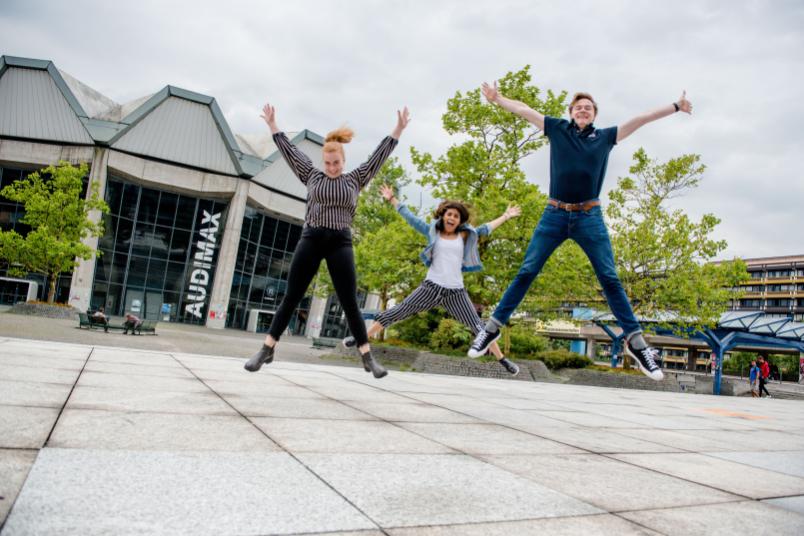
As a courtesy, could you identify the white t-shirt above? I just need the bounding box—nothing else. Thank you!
[425,234,464,288]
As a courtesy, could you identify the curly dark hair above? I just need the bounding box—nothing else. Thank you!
[434,200,470,232]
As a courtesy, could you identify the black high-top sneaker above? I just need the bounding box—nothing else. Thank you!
[468,328,501,358]
[244,344,274,372]
[625,341,664,381]
[361,351,387,379]
[499,358,520,376]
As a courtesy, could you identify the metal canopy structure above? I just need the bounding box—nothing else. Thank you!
[588,310,804,395]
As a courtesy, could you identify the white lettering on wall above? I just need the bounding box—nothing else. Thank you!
[185,210,221,318]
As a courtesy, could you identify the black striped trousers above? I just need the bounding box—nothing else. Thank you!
[375,280,483,334]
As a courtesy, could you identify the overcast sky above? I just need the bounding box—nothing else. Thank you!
[2,0,802,260]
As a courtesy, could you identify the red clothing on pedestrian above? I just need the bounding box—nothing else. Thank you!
[760,361,770,379]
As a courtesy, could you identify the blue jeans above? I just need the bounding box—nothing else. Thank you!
[492,203,641,337]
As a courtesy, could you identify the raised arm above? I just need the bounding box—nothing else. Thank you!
[482,81,545,131]
[381,184,429,236]
[356,108,410,187]
[261,102,314,183]
[482,205,521,234]
[616,91,693,143]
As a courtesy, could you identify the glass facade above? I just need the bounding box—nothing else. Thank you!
[226,205,309,333]
[91,177,227,324]
[320,291,368,338]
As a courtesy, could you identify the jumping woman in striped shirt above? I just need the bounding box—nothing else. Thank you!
[245,103,410,378]
[344,185,522,375]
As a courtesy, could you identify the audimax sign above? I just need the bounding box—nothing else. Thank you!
[185,210,221,318]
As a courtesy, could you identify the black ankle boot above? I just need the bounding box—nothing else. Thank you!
[244,344,274,372]
[361,351,387,379]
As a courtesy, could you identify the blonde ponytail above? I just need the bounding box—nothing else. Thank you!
[323,126,354,157]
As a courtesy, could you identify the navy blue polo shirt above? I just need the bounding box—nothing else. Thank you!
[544,116,618,203]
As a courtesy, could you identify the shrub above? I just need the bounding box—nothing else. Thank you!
[430,318,472,350]
[536,349,592,370]
[388,309,444,346]
[507,325,549,356]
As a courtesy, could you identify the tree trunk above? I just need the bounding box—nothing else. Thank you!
[378,292,388,342]
[47,273,57,304]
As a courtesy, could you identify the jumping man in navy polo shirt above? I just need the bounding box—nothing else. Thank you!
[468,82,693,381]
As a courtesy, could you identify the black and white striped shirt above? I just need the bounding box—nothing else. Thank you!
[273,132,398,230]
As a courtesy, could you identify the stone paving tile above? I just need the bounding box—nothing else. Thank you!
[515,426,683,453]
[706,451,804,478]
[2,449,375,535]
[611,428,747,452]
[0,380,73,408]
[0,341,89,361]
[763,495,804,516]
[613,452,804,499]
[204,379,324,399]
[457,406,574,429]
[307,384,418,403]
[67,385,237,416]
[620,500,804,536]
[252,418,455,454]
[397,423,583,455]
[0,448,38,526]
[0,365,81,385]
[298,453,602,527]
[689,429,804,451]
[347,401,481,423]
[529,409,649,429]
[0,405,59,449]
[48,409,280,451]
[221,393,378,420]
[83,360,196,379]
[76,371,209,393]
[90,347,181,362]
[0,354,85,370]
[481,453,739,511]
[386,514,661,535]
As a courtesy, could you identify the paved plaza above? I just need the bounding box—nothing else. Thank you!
[1,335,804,535]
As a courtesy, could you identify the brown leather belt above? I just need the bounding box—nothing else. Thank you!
[548,199,601,212]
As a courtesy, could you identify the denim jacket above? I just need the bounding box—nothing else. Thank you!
[397,205,491,272]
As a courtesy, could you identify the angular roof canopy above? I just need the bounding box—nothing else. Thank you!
[0,55,322,180]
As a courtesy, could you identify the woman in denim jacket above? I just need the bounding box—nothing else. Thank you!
[344,185,522,375]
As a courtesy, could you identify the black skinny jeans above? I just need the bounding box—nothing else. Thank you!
[268,227,368,346]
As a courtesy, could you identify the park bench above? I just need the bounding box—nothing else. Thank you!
[312,337,339,349]
[77,313,157,335]
[77,312,113,331]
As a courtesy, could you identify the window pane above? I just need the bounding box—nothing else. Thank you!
[126,256,148,286]
[175,196,197,230]
[120,183,139,220]
[156,192,178,226]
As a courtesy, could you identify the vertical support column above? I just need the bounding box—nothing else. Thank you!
[585,337,596,361]
[206,179,249,329]
[306,295,327,339]
[713,345,724,395]
[68,147,108,312]
[595,321,623,368]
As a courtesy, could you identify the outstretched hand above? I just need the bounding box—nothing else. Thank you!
[391,107,410,139]
[481,81,499,103]
[504,205,521,219]
[677,90,693,114]
[260,103,279,132]
[379,184,396,203]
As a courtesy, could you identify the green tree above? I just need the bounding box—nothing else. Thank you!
[0,161,108,303]
[605,148,748,333]
[409,65,576,311]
